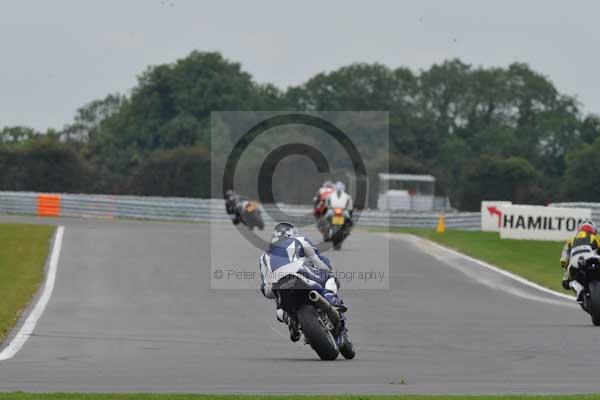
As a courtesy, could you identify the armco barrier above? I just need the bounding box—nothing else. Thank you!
[0,191,480,229]
[549,202,600,223]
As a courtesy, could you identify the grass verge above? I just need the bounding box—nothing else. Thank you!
[1,394,600,400]
[380,228,568,295]
[0,224,55,343]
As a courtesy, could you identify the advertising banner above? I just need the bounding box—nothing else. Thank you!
[499,205,591,241]
[481,201,512,232]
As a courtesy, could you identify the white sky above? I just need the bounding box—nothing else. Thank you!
[1,0,599,131]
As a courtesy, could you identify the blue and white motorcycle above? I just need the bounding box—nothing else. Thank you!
[265,258,355,360]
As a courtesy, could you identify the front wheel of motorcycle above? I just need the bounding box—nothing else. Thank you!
[588,280,600,326]
[297,305,339,360]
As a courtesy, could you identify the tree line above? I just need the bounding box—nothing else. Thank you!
[2,51,599,210]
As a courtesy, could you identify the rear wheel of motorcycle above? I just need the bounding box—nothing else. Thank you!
[332,229,343,250]
[297,305,339,360]
[339,333,356,359]
[589,281,600,326]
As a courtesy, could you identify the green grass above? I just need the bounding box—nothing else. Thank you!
[1,395,600,400]
[383,228,569,295]
[0,224,55,343]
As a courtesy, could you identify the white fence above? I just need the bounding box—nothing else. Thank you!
[0,191,480,229]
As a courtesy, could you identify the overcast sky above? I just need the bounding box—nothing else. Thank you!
[1,0,599,131]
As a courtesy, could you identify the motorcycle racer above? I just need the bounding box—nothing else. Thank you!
[259,222,346,341]
[560,220,600,303]
[224,189,246,225]
[327,181,353,217]
[313,180,335,218]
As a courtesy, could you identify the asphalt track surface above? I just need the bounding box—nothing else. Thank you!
[1,215,599,394]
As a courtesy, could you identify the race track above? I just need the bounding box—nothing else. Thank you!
[0,216,599,394]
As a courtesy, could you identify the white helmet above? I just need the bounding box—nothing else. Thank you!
[272,222,297,239]
[335,181,345,192]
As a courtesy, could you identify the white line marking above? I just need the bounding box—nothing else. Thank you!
[0,226,64,361]
[385,233,576,305]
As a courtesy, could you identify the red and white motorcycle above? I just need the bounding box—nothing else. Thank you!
[318,195,353,250]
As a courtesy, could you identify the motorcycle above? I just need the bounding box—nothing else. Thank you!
[318,207,352,250]
[267,259,355,360]
[571,252,600,326]
[238,200,264,231]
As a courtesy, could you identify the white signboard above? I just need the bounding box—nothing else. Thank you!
[499,205,592,241]
[481,201,512,232]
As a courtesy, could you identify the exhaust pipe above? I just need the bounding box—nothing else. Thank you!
[309,290,340,325]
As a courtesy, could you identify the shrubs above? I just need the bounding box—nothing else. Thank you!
[0,139,96,193]
[129,146,210,197]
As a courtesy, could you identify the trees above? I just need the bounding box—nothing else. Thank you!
[62,94,125,143]
[97,51,268,152]
[458,157,541,210]
[286,63,415,111]
[83,52,280,186]
[0,126,39,144]
[2,51,598,207]
[0,137,95,192]
[562,137,600,201]
[282,57,596,208]
[128,146,210,198]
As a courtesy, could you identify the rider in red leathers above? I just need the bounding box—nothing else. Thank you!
[313,180,335,218]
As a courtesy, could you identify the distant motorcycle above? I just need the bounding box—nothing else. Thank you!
[571,252,600,326]
[318,207,352,250]
[237,200,264,231]
[268,258,355,360]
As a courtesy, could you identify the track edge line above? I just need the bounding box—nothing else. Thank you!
[389,232,575,302]
[0,225,64,361]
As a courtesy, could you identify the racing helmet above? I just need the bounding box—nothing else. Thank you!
[335,181,345,192]
[579,220,598,235]
[272,222,298,238]
[323,180,334,189]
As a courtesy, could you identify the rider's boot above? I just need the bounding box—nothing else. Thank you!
[325,276,340,293]
[275,308,287,323]
[288,315,301,342]
[276,308,300,342]
[562,268,572,290]
[569,280,585,304]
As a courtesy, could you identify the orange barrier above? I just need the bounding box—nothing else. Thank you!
[37,194,61,217]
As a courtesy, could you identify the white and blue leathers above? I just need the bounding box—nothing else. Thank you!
[259,236,335,300]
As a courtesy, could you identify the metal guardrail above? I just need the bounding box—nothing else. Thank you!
[0,191,481,229]
[549,202,600,222]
